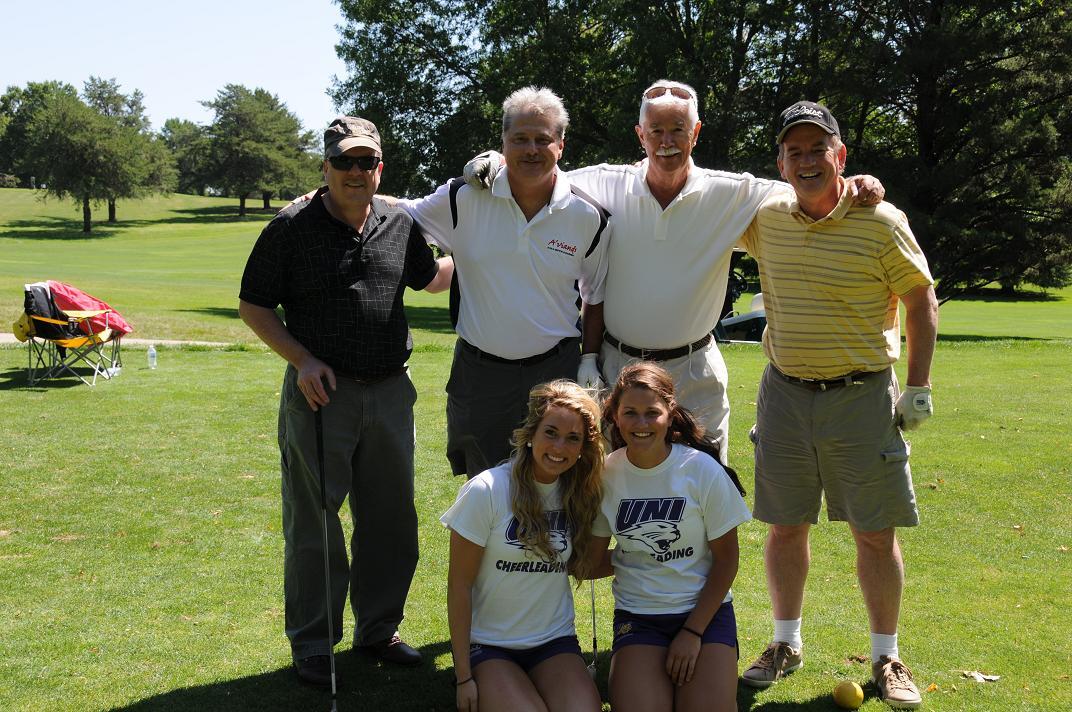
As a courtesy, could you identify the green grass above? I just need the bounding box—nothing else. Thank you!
[1,189,1071,710]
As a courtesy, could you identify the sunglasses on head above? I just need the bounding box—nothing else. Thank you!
[644,85,695,101]
[328,154,381,171]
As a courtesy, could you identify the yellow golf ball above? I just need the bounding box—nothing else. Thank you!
[833,680,864,709]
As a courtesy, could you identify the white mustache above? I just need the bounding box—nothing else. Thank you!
[655,147,682,157]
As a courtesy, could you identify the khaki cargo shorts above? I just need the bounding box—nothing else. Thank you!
[750,365,919,531]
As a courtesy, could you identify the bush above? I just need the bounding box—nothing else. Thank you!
[0,173,18,188]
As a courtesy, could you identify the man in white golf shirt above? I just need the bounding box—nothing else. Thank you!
[403,87,611,478]
[466,80,882,463]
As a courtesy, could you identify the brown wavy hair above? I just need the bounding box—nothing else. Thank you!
[510,379,604,580]
[602,362,746,496]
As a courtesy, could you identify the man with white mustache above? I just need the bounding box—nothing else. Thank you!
[466,80,883,465]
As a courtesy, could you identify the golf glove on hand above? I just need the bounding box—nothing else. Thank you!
[577,353,604,393]
[463,150,502,190]
[896,385,932,430]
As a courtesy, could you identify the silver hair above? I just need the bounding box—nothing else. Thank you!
[501,86,569,139]
[639,80,700,127]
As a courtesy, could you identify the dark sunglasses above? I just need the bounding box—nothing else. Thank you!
[328,154,381,171]
[643,85,695,101]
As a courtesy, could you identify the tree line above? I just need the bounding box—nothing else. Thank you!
[330,0,1072,300]
[0,79,320,231]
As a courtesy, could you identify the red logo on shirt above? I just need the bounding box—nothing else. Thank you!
[547,239,578,256]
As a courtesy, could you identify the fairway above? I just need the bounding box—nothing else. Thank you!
[1,190,1070,711]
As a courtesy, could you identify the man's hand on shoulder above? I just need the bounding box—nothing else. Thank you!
[896,385,932,430]
[847,175,884,206]
[463,150,502,190]
[287,188,319,209]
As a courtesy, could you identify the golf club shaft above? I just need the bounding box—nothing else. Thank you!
[590,578,597,664]
[315,408,338,702]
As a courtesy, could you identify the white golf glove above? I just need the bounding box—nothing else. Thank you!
[896,385,933,430]
[577,353,604,393]
[463,150,502,190]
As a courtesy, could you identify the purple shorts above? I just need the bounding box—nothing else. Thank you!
[612,602,737,654]
[470,635,583,672]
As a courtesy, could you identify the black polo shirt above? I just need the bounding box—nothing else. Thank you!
[240,188,439,377]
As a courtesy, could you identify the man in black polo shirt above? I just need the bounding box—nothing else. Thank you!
[239,116,453,686]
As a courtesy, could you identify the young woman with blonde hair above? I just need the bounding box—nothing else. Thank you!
[443,379,604,712]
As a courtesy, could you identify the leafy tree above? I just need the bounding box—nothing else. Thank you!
[81,77,175,222]
[161,118,212,196]
[333,0,1072,298]
[19,92,120,232]
[202,84,317,215]
[0,81,80,186]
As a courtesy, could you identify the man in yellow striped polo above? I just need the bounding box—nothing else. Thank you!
[739,101,938,710]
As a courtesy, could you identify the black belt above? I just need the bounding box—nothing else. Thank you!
[604,332,712,361]
[460,337,576,366]
[772,366,880,391]
[334,367,406,384]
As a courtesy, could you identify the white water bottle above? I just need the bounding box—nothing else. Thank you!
[147,344,157,370]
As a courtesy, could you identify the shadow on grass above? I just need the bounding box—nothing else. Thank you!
[405,305,454,335]
[179,307,242,320]
[935,334,1048,343]
[113,641,455,712]
[0,365,89,391]
[948,288,1063,303]
[2,208,280,240]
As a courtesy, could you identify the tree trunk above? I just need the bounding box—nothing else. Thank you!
[82,195,92,233]
[262,191,272,210]
[239,195,247,217]
[108,199,117,223]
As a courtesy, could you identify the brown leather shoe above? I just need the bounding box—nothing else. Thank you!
[360,634,422,666]
[294,654,333,687]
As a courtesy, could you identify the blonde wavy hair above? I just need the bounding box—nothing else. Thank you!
[509,379,604,581]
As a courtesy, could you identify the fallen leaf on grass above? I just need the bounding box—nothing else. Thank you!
[847,654,869,664]
[239,474,256,480]
[926,683,938,692]
[1059,545,1068,553]
[961,670,1000,682]
[211,510,223,518]
[149,542,161,549]
[0,530,12,537]
[51,534,85,543]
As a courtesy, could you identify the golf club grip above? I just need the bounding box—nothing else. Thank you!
[314,408,326,510]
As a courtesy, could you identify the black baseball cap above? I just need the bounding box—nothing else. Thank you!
[777,101,840,142]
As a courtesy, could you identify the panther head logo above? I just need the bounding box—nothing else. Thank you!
[618,521,682,555]
[507,528,569,554]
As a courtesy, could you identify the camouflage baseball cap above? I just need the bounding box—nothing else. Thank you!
[324,116,381,158]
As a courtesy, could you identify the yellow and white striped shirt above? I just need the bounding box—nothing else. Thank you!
[740,179,932,379]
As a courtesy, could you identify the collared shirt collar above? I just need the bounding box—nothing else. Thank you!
[788,176,852,223]
[630,157,703,201]
[491,165,572,212]
[315,185,384,235]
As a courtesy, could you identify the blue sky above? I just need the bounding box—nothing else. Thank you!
[1,0,349,133]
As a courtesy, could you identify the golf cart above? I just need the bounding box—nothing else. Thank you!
[714,250,766,344]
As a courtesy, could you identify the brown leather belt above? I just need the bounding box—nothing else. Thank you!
[604,332,712,361]
[772,366,880,391]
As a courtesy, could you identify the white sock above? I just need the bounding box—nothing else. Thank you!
[871,632,899,661]
[773,618,803,649]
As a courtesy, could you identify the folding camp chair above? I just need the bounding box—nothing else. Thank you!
[16,281,132,386]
